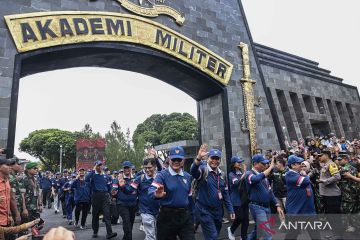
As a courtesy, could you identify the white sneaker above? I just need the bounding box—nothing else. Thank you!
[227,227,235,240]
[139,224,144,232]
[80,226,85,230]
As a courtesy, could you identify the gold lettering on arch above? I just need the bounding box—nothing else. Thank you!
[4,11,233,86]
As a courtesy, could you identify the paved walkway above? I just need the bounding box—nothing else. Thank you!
[40,208,239,239]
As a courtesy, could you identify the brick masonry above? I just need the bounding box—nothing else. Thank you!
[0,0,359,164]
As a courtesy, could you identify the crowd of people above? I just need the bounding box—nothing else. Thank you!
[0,133,360,240]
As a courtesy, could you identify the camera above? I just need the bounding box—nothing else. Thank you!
[31,218,44,239]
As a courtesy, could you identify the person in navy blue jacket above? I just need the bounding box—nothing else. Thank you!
[148,146,194,240]
[246,154,284,240]
[285,155,316,214]
[59,169,69,218]
[40,171,53,209]
[119,158,160,240]
[191,146,235,240]
[227,156,249,240]
[63,174,76,225]
[85,161,117,239]
[284,155,319,240]
[71,168,91,229]
[112,161,138,240]
[52,172,62,214]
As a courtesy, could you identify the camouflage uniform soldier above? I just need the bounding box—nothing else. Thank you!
[22,162,42,222]
[308,164,323,213]
[9,158,27,222]
[338,154,359,232]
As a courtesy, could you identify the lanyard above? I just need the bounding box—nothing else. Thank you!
[211,171,220,191]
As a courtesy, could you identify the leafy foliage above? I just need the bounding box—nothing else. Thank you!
[19,129,77,172]
[105,121,145,170]
[19,112,197,171]
[133,112,198,146]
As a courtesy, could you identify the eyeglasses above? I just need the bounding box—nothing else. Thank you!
[210,157,220,161]
[123,166,131,169]
[170,158,183,162]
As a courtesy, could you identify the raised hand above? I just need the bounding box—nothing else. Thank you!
[269,158,275,169]
[197,144,208,160]
[243,164,247,172]
[118,174,125,187]
[154,184,166,198]
[147,148,157,158]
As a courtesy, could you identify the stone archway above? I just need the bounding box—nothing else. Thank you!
[1,0,283,166]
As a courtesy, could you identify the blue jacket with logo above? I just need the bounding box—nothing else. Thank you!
[52,178,61,193]
[112,176,137,207]
[190,163,234,217]
[228,170,245,207]
[123,174,160,215]
[148,168,192,208]
[85,171,112,193]
[71,178,91,203]
[285,170,315,214]
[245,169,277,206]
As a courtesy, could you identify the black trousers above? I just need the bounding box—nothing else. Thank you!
[110,203,118,224]
[323,195,342,214]
[230,205,249,239]
[117,205,137,240]
[75,201,90,226]
[323,195,342,237]
[91,192,113,235]
[156,208,195,240]
[42,189,52,208]
[60,195,66,216]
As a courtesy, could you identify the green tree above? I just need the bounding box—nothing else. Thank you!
[73,123,102,140]
[160,120,198,144]
[105,121,145,170]
[133,112,198,146]
[19,129,77,171]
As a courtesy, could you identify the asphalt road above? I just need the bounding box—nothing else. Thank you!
[40,207,239,240]
[40,207,359,239]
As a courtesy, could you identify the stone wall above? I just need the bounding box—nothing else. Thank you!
[255,43,360,141]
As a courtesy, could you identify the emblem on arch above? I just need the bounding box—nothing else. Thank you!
[115,0,185,26]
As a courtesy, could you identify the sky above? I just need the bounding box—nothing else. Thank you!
[14,0,360,159]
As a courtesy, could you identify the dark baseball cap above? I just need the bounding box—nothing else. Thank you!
[252,154,270,164]
[169,146,185,160]
[0,156,11,165]
[94,161,103,166]
[318,149,331,157]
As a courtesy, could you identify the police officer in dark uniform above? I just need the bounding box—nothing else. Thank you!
[85,161,117,239]
[245,154,284,240]
[148,146,194,240]
[191,147,235,240]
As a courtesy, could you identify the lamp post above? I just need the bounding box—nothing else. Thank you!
[60,145,63,173]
